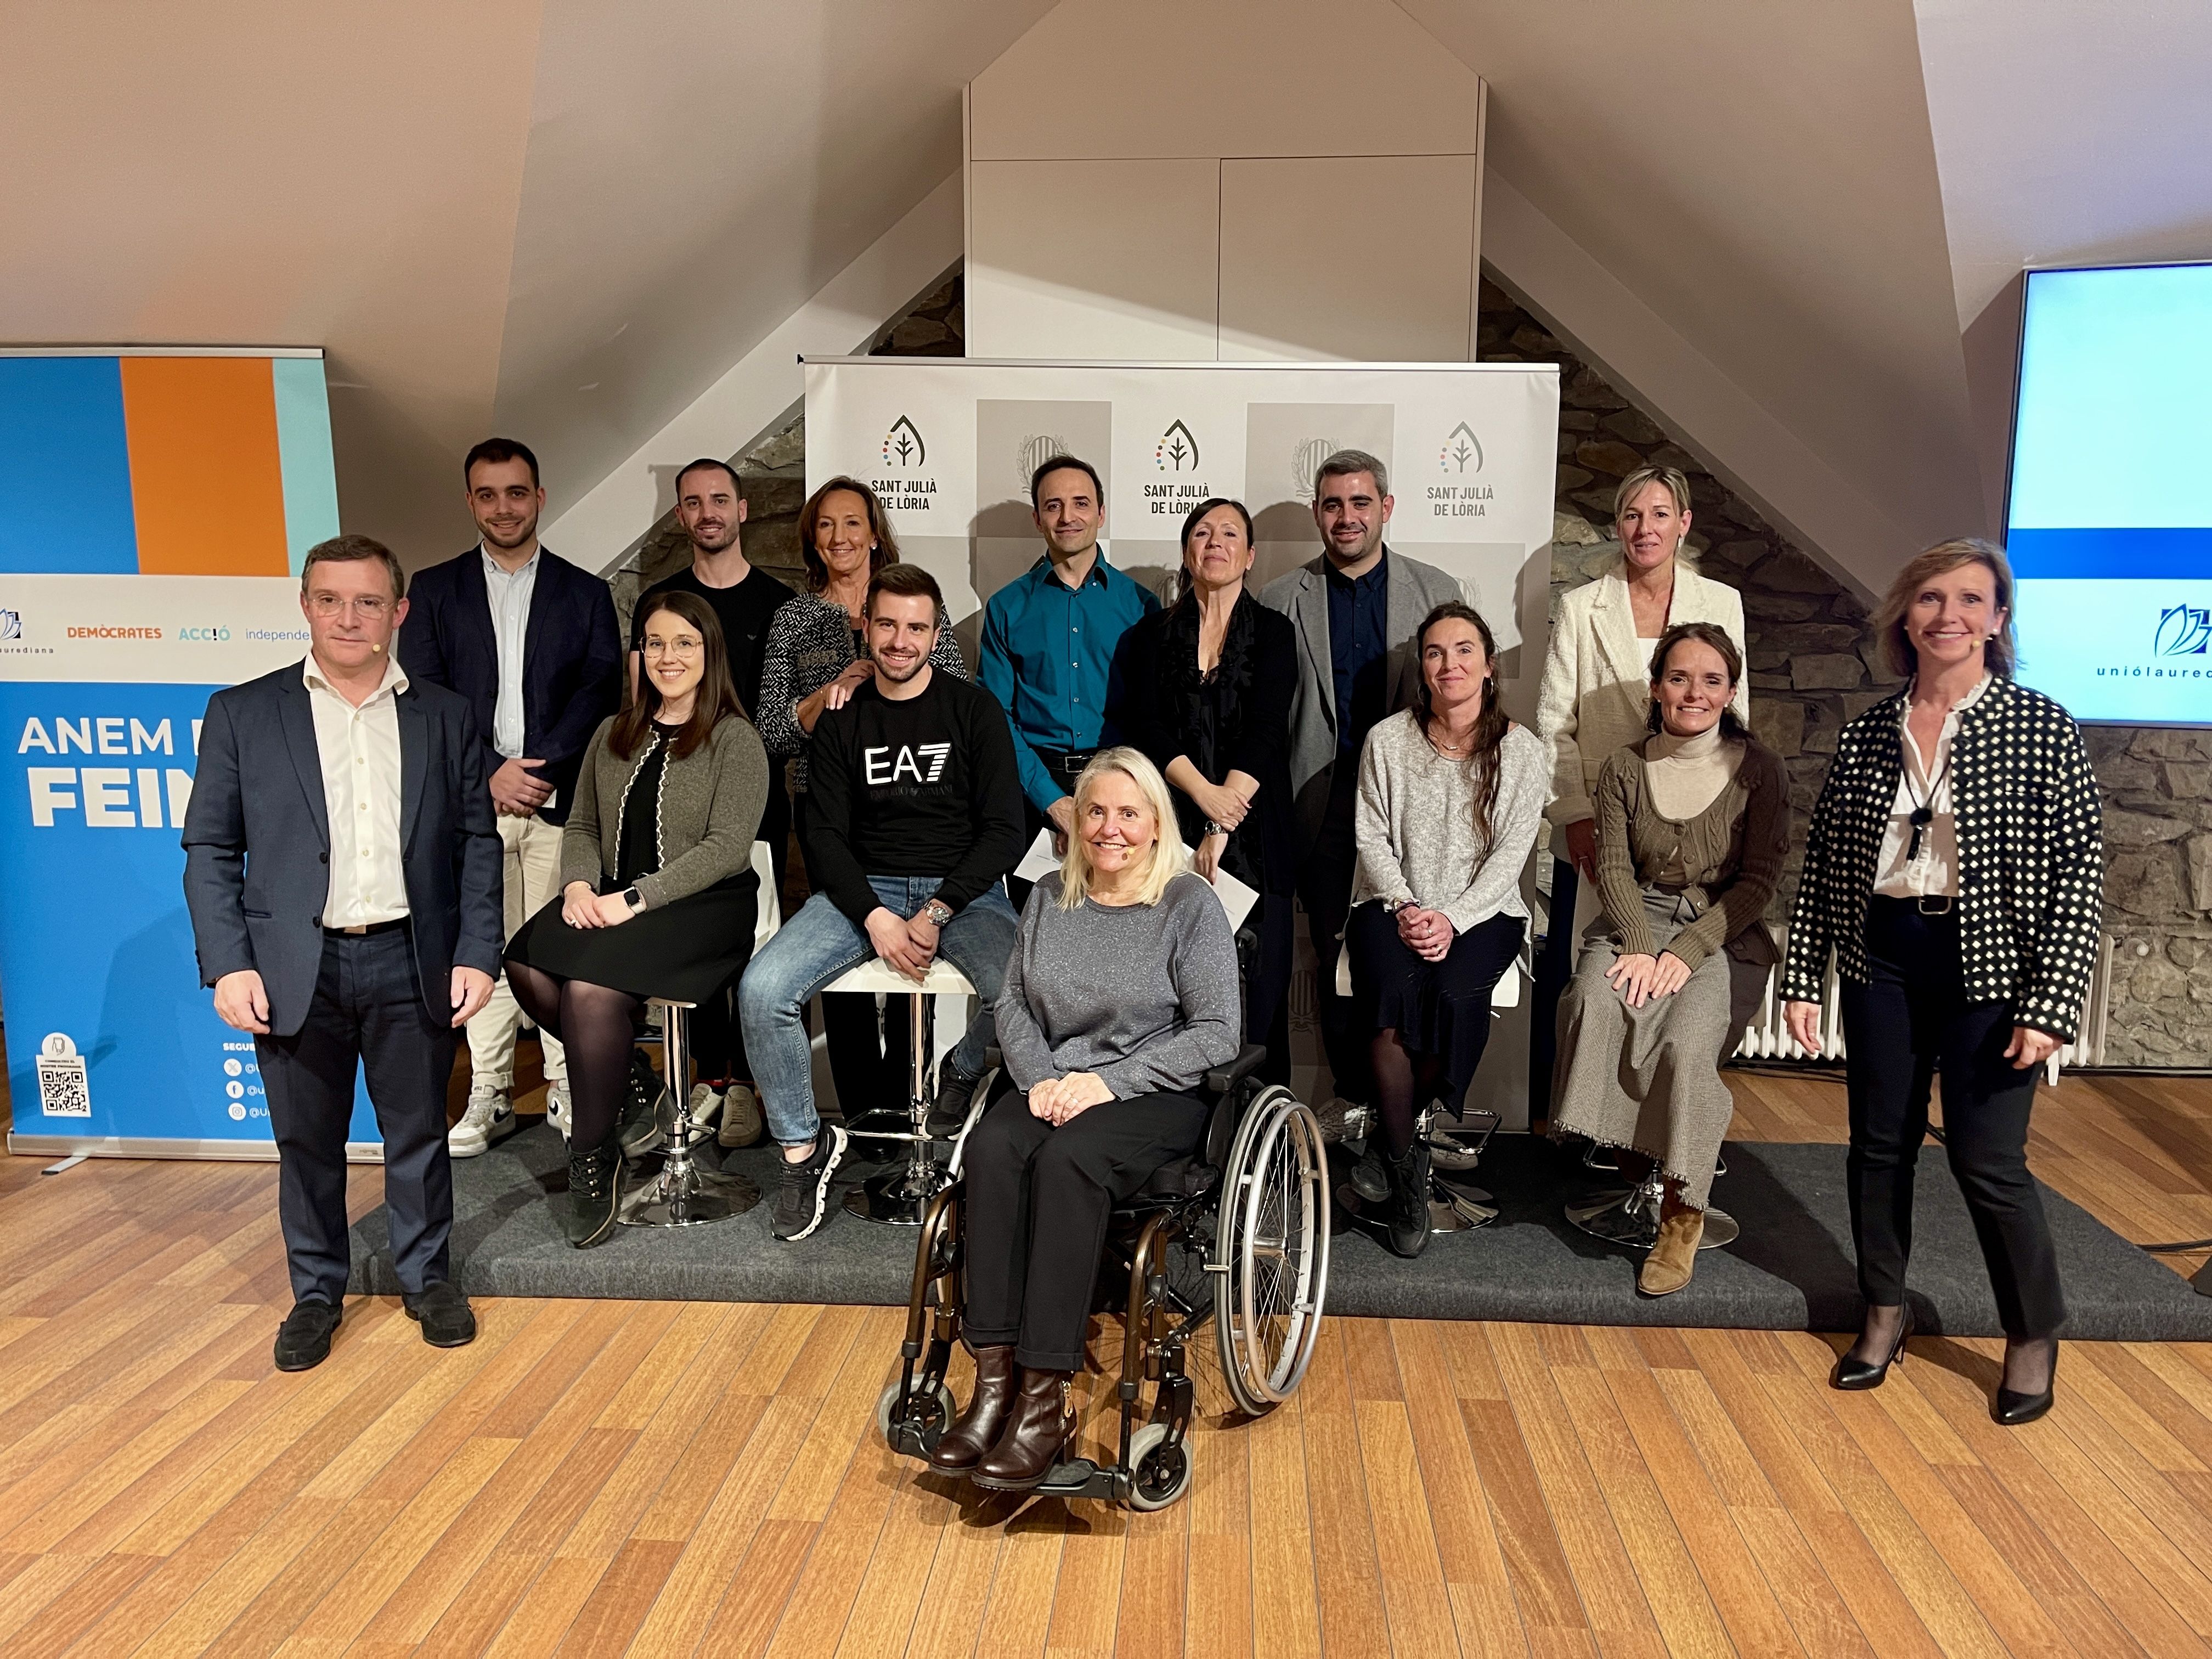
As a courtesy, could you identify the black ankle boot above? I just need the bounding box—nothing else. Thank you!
[559,1132,625,1248]
[1384,1137,1432,1259]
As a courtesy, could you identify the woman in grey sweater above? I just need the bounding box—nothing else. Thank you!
[928,748,1241,1493]
[1348,602,1548,1257]
[506,592,768,1247]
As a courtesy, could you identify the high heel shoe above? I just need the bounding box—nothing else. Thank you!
[1994,1340,2058,1426]
[1831,1305,1913,1391]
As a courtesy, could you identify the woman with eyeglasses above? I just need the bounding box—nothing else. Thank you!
[505,591,768,1247]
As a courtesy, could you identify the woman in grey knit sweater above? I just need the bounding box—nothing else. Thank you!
[927,748,1242,1492]
[1348,602,1548,1257]
[1551,622,1786,1296]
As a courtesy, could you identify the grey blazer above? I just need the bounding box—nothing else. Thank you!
[560,714,770,912]
[1258,547,1466,851]
[181,662,505,1037]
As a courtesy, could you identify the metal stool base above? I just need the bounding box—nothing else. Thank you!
[844,1160,954,1226]
[620,1164,760,1228]
[1565,1182,1737,1250]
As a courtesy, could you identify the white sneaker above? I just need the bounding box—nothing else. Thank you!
[716,1082,765,1149]
[544,1079,571,1143]
[449,1085,516,1158]
[687,1082,723,1130]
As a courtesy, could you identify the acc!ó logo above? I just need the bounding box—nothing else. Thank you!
[0,609,20,641]
[1439,421,1484,474]
[2155,605,2212,657]
[882,416,926,469]
[1156,420,1200,472]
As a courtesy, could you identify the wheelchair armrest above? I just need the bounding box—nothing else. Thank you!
[1203,1045,1268,1098]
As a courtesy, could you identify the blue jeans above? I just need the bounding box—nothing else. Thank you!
[740,876,1020,1146]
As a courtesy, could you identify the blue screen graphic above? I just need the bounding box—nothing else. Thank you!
[2008,262,2212,725]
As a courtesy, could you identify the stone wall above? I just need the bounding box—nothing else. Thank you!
[1475,274,2210,1067]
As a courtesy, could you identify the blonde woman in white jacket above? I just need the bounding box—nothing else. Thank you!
[1531,465,1749,1127]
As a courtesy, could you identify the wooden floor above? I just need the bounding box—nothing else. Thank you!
[6,1066,2212,1656]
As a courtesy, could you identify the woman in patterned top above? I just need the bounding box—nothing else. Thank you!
[1782,539,2103,1424]
[754,478,968,1126]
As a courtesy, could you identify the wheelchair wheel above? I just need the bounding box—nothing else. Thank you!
[1214,1087,1330,1418]
[878,1378,957,1454]
[1125,1421,1195,1511]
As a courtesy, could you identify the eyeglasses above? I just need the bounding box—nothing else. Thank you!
[641,635,704,657]
[308,593,392,620]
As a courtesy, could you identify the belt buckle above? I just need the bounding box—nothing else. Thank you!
[341,924,369,935]
[1916,894,1954,915]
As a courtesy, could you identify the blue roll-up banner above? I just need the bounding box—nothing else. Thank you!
[1,347,382,1159]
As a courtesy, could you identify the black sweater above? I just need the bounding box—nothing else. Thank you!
[804,670,1027,928]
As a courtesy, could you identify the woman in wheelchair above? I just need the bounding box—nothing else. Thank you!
[1347,601,1548,1257]
[1550,623,1786,1295]
[504,592,768,1249]
[929,747,1242,1490]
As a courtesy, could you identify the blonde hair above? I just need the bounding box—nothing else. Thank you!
[1056,747,1191,910]
[1873,537,2016,679]
[1612,464,1692,523]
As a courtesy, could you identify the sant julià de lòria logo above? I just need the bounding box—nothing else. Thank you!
[1156,420,1200,472]
[2155,603,2212,657]
[882,416,926,469]
[1439,422,1484,474]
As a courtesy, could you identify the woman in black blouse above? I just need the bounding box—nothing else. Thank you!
[1783,538,2103,1424]
[1109,498,1297,1079]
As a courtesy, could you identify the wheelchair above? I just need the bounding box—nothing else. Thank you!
[876,1040,1331,1510]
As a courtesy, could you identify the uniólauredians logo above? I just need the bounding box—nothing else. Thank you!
[882,416,926,469]
[2155,604,2212,657]
[1156,420,1199,472]
[1439,421,1484,474]
[1292,437,1336,499]
[0,608,20,641]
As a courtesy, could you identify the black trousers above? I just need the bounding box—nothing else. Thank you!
[962,1086,1206,1371]
[1528,856,1579,1127]
[254,928,459,1306]
[1295,789,1373,1104]
[1841,896,2065,1340]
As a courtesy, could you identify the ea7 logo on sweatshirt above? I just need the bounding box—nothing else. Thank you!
[864,743,951,786]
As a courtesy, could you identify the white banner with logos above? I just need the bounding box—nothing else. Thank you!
[803,357,1561,1120]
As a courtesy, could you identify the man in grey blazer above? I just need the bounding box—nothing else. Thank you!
[183,535,504,1372]
[1259,449,1464,1110]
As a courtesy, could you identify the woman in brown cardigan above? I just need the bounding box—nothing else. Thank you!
[1551,623,1788,1294]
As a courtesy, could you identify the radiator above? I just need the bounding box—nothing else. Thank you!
[1730,928,2115,1077]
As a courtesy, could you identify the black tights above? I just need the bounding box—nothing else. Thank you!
[1369,1031,1442,1159]
[507,962,643,1150]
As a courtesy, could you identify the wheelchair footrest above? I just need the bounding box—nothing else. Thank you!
[845,1107,926,1139]
[1032,1457,1118,1502]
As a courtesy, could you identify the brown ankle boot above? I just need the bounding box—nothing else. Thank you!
[972,1367,1075,1491]
[928,1344,1017,1472]
[1639,1208,1704,1296]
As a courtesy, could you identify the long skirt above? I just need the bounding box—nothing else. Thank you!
[1550,888,1766,1211]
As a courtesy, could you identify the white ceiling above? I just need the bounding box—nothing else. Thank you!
[3,1,2207,577]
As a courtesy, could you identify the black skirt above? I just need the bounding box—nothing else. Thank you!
[505,869,759,1006]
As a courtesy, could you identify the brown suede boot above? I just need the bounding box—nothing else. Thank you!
[929,1344,1017,1472]
[1639,1207,1704,1296]
[972,1367,1076,1491]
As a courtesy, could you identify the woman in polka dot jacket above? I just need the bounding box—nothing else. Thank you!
[1782,538,2102,1429]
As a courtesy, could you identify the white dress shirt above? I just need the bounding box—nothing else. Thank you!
[303,651,411,928]
[482,544,539,761]
[1874,673,1993,901]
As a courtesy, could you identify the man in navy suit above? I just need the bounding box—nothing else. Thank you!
[398,439,621,1154]
[183,535,505,1371]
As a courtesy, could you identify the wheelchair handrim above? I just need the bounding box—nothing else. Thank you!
[1235,1097,1328,1404]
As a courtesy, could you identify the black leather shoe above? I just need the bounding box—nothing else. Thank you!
[1994,1340,2058,1426]
[403,1281,477,1348]
[1831,1305,1912,1391]
[1383,1139,1432,1260]
[560,1132,627,1248]
[1348,1142,1390,1206]
[274,1298,342,1371]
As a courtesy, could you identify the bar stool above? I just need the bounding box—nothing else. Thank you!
[1565,1164,1739,1250]
[825,957,976,1226]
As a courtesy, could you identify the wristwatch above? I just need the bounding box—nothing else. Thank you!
[920,898,955,928]
[622,885,646,913]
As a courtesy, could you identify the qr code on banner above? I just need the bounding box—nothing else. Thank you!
[36,1033,91,1118]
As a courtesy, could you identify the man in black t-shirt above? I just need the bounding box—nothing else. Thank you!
[739,563,1025,1240]
[630,458,797,1140]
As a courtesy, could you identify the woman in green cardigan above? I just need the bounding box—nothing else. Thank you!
[1551,622,1788,1295]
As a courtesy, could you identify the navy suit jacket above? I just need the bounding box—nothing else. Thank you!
[180,662,506,1037]
[397,547,622,826]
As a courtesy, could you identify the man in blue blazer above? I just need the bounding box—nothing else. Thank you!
[183,535,504,1372]
[398,438,622,1155]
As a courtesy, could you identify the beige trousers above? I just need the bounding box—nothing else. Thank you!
[465,809,568,1088]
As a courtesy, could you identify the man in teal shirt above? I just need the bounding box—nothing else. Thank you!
[978,455,1160,851]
